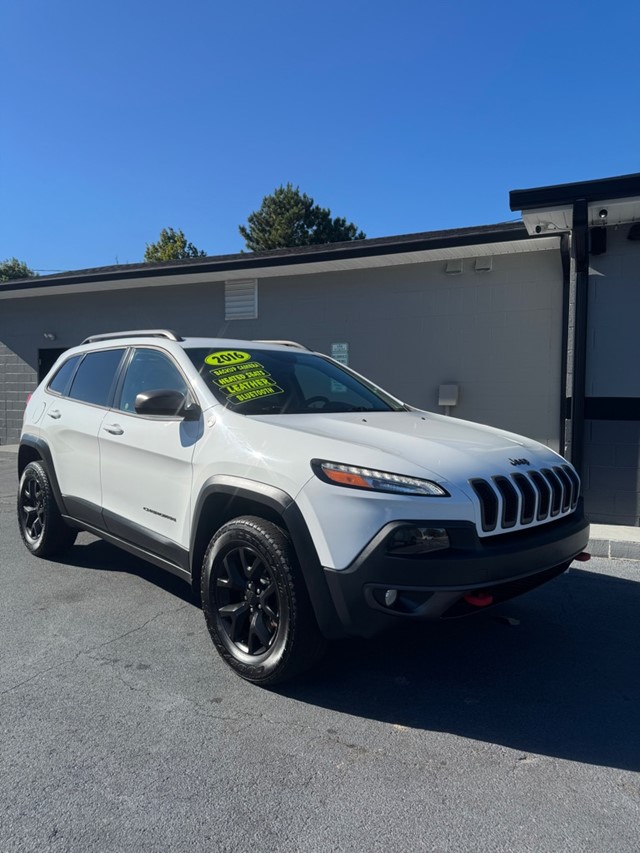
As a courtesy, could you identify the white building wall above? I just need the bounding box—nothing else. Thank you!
[0,248,564,449]
[587,227,640,396]
[247,250,564,448]
[583,226,640,524]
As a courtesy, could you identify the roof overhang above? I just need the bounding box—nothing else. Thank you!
[510,173,640,236]
[0,223,559,301]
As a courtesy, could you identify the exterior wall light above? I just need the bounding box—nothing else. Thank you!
[438,384,459,417]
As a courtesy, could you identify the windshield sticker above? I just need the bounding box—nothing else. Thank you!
[211,363,268,385]
[206,353,284,406]
[205,350,251,366]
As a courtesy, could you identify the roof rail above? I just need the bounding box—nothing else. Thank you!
[81,329,184,345]
[252,339,309,350]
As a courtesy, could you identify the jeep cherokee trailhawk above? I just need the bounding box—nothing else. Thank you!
[17,330,590,684]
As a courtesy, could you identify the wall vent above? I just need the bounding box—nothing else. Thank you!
[475,257,493,272]
[225,279,258,320]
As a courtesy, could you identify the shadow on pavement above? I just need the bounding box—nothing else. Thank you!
[281,568,640,772]
[56,534,197,605]
[58,536,639,771]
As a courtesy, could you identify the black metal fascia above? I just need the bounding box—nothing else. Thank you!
[0,223,530,295]
[570,199,589,480]
[559,232,571,457]
[510,172,640,212]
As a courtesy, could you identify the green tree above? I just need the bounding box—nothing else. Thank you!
[144,227,206,262]
[0,257,38,281]
[239,184,366,252]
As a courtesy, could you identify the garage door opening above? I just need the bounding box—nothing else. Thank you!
[38,348,67,382]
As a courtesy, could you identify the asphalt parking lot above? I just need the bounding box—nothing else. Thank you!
[1,451,639,852]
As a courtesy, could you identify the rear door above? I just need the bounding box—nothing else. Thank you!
[99,347,201,559]
[43,348,127,525]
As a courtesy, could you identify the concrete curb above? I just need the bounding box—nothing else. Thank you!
[588,525,640,562]
[588,540,640,561]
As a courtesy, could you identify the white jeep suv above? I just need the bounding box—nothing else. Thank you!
[18,330,590,684]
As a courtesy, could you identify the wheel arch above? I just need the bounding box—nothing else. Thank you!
[18,436,68,514]
[18,438,42,476]
[190,476,344,638]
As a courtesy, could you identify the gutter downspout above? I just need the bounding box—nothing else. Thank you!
[570,198,589,478]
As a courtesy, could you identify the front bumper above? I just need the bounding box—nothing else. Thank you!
[322,505,590,637]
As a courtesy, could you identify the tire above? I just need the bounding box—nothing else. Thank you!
[17,461,77,558]
[201,516,326,685]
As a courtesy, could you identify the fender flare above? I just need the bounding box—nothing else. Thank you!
[190,475,344,639]
[18,435,68,515]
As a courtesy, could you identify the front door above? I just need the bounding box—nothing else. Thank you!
[99,347,201,561]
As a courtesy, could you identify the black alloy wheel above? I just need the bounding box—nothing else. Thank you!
[201,516,326,685]
[17,461,77,557]
[215,543,281,656]
[20,474,46,546]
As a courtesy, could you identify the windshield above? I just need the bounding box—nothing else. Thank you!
[185,347,405,415]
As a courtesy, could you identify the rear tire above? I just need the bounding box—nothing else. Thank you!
[17,461,77,558]
[201,516,326,685]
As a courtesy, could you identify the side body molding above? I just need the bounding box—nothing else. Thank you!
[18,444,345,638]
[19,433,191,579]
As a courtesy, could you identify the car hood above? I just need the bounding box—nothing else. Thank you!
[251,410,561,482]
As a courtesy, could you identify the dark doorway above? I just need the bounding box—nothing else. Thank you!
[38,348,67,382]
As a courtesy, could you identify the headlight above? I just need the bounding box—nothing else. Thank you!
[311,460,449,497]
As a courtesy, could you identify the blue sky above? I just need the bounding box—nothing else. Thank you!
[2,0,639,273]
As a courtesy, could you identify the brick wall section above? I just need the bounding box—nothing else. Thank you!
[0,341,37,445]
[583,420,640,525]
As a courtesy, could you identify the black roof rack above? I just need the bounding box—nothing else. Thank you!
[81,329,183,345]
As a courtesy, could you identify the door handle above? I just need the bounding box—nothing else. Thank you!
[47,409,61,419]
[103,424,124,436]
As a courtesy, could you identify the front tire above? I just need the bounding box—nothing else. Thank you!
[17,461,77,557]
[201,516,326,685]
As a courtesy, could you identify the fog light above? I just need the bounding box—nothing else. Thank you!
[387,526,450,555]
[384,589,398,607]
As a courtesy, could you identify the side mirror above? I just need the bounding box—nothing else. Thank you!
[182,400,202,421]
[135,389,188,417]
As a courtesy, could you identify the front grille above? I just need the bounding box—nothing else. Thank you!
[470,465,580,534]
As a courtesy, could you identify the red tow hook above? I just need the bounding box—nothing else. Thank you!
[574,552,591,562]
[464,592,494,607]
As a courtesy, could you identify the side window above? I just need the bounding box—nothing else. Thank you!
[68,349,125,407]
[118,349,188,414]
[48,355,82,396]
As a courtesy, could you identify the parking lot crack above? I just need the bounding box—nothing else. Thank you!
[81,603,190,656]
[0,604,188,696]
